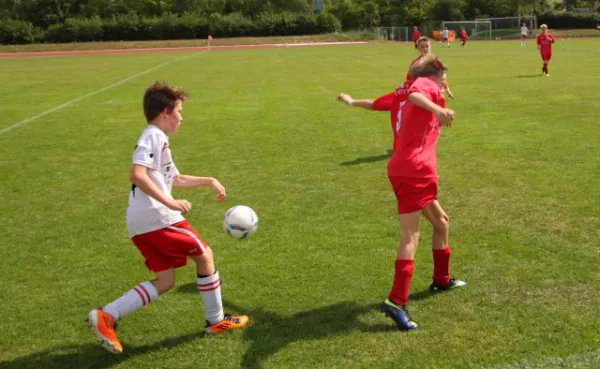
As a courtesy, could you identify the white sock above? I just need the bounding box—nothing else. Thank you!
[197,271,224,325]
[102,281,159,320]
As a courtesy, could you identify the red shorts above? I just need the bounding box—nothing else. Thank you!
[541,53,552,61]
[521,35,527,40]
[461,37,467,42]
[443,38,448,42]
[132,220,207,272]
[389,176,438,214]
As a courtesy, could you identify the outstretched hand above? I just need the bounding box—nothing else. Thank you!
[337,93,353,105]
[210,178,226,203]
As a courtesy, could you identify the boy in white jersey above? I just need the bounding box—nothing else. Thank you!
[442,27,450,48]
[521,23,528,46]
[87,81,249,354]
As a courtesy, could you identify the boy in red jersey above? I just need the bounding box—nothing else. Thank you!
[459,27,468,47]
[336,37,453,113]
[536,24,555,76]
[380,55,466,330]
[87,82,249,354]
[412,26,421,49]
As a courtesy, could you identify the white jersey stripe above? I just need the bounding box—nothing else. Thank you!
[167,226,207,253]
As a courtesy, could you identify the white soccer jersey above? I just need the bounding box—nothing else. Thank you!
[521,26,528,35]
[442,30,449,38]
[126,125,184,237]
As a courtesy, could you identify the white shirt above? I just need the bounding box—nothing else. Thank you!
[442,30,449,38]
[126,125,184,237]
[521,26,528,35]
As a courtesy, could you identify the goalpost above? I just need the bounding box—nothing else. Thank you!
[475,16,538,39]
[441,20,492,41]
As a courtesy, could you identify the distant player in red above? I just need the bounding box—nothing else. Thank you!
[336,37,454,114]
[536,24,555,76]
[412,26,421,49]
[380,55,466,330]
[459,27,468,48]
[596,23,600,32]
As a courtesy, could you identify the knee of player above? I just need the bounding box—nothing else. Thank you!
[153,274,176,293]
[437,214,450,231]
[191,248,215,266]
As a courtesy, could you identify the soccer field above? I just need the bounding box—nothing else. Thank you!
[1,40,599,369]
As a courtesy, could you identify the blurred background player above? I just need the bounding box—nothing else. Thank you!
[87,81,249,355]
[380,55,466,330]
[412,26,421,49]
[442,27,450,47]
[536,24,555,76]
[336,37,453,114]
[520,23,528,46]
[459,27,468,48]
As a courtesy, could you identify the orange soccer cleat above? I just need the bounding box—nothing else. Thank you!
[87,308,123,354]
[204,313,249,334]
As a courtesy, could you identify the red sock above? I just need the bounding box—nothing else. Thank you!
[432,247,451,286]
[388,259,415,306]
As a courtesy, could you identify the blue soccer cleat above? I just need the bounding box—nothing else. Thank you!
[380,299,418,330]
[429,278,467,293]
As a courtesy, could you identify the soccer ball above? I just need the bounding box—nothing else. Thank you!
[223,205,259,239]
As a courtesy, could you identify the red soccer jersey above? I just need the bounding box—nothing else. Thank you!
[372,56,422,112]
[537,33,555,54]
[460,30,467,39]
[387,77,446,178]
[412,30,421,41]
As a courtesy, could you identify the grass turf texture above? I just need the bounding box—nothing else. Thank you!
[0,40,599,369]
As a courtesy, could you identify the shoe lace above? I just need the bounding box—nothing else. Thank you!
[223,313,241,323]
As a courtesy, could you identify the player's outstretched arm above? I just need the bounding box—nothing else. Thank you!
[408,92,455,127]
[130,164,192,213]
[173,175,226,202]
[442,81,454,99]
[337,93,375,110]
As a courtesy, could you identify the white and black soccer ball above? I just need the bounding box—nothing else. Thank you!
[223,205,259,239]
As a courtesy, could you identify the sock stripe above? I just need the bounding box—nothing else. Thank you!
[133,286,147,306]
[197,279,220,288]
[138,284,152,305]
[198,281,220,292]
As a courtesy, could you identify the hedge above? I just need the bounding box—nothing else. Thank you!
[0,12,342,44]
[537,10,600,29]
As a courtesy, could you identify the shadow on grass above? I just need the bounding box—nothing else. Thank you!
[174,286,398,369]
[408,289,437,301]
[220,299,396,369]
[340,149,393,166]
[0,331,204,369]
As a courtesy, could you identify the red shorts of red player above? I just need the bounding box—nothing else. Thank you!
[541,53,552,62]
[461,37,467,43]
[521,35,527,40]
[132,220,207,272]
[443,38,448,42]
[389,176,438,214]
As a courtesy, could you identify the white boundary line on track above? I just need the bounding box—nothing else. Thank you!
[0,54,194,136]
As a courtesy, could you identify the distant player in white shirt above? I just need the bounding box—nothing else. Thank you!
[521,23,528,46]
[442,27,450,48]
[87,81,249,355]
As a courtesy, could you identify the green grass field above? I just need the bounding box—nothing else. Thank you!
[1,40,599,369]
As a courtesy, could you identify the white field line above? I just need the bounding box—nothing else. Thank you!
[0,54,194,136]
